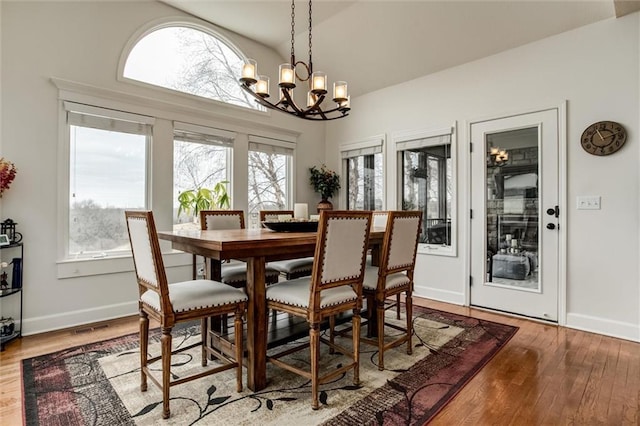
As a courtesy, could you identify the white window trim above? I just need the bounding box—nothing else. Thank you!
[339,134,386,210]
[116,16,268,116]
[393,124,457,257]
[61,101,153,263]
[53,79,299,279]
[248,135,295,210]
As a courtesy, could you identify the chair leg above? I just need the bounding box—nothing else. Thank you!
[366,294,375,338]
[161,326,173,419]
[310,323,320,410]
[406,291,413,355]
[352,309,361,386]
[139,310,149,392]
[329,315,336,354]
[396,294,401,319]
[234,308,244,392]
[377,299,386,371]
[201,318,208,367]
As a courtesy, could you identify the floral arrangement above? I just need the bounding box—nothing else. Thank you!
[0,158,17,197]
[309,164,340,200]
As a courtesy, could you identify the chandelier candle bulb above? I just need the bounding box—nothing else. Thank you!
[241,59,257,84]
[333,81,348,102]
[311,71,327,94]
[279,64,295,88]
[294,203,309,220]
[255,75,270,97]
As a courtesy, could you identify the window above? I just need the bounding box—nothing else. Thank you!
[66,103,152,258]
[123,25,261,111]
[247,136,294,228]
[341,136,384,210]
[395,127,456,254]
[173,123,234,229]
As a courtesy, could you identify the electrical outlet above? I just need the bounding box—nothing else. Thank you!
[576,195,601,210]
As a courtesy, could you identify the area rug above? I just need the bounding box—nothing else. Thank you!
[22,306,517,425]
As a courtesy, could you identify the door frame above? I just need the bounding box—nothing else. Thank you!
[464,102,567,326]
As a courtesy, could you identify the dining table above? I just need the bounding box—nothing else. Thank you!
[158,225,385,392]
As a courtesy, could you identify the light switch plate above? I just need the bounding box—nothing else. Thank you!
[576,195,601,210]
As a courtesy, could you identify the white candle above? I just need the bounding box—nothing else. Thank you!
[311,71,326,92]
[333,81,347,101]
[279,64,295,86]
[241,59,257,81]
[255,75,269,96]
[294,203,308,220]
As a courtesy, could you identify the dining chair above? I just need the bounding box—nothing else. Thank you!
[259,210,315,280]
[125,210,248,419]
[369,211,402,319]
[361,210,422,371]
[199,210,280,286]
[265,210,372,410]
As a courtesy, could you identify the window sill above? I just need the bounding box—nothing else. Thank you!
[417,244,456,257]
[56,251,192,279]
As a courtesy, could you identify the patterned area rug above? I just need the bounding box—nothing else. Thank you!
[22,306,517,425]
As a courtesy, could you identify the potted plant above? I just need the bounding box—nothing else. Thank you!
[309,165,340,212]
[177,180,231,222]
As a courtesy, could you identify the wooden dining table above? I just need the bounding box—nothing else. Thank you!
[158,226,385,392]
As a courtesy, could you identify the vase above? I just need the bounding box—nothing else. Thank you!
[317,198,333,213]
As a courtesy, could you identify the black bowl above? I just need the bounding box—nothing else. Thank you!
[262,221,319,232]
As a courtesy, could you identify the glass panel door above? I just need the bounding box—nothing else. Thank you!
[486,128,540,291]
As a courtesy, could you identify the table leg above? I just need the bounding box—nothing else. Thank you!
[246,256,267,391]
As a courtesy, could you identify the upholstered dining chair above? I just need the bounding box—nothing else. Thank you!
[361,210,422,371]
[265,210,372,410]
[125,210,248,419]
[259,210,315,280]
[369,211,402,319]
[199,210,280,286]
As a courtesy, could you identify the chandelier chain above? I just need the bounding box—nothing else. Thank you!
[290,0,296,60]
[308,0,313,67]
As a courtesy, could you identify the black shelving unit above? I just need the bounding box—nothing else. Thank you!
[0,242,23,350]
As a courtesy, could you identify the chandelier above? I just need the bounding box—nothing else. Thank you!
[488,146,509,167]
[239,0,350,121]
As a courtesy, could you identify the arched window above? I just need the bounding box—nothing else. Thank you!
[123,25,261,111]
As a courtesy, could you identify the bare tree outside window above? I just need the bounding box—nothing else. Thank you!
[124,26,262,111]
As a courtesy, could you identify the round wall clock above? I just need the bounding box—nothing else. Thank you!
[581,121,627,156]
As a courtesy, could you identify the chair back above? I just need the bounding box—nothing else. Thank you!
[125,210,172,313]
[260,210,294,223]
[309,210,372,310]
[200,210,245,230]
[372,211,389,228]
[380,211,422,275]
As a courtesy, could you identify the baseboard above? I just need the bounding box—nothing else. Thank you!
[414,286,465,306]
[566,312,639,343]
[22,301,138,336]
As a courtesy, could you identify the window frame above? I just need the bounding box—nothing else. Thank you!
[116,17,267,116]
[340,135,386,211]
[393,125,457,257]
[247,135,295,227]
[62,101,154,260]
[172,122,236,228]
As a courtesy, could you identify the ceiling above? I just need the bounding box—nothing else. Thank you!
[161,1,639,98]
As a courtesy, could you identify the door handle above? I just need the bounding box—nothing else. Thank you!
[546,223,556,230]
[546,206,559,218]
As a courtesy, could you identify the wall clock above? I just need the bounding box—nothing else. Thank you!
[581,121,627,156]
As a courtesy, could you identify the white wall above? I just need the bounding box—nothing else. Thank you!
[327,13,640,341]
[0,1,325,334]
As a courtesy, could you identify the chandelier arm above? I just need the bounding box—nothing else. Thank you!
[281,89,304,114]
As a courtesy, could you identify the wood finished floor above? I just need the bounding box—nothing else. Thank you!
[1,298,638,425]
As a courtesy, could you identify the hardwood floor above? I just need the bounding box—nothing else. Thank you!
[1,298,638,425]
